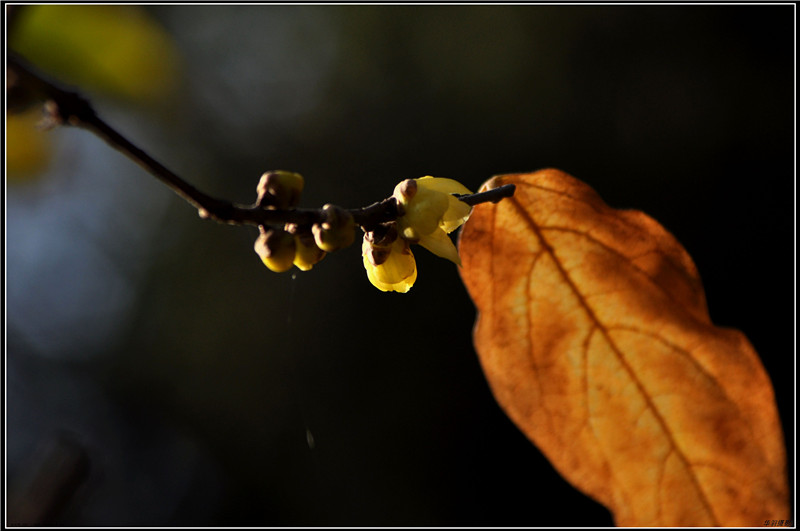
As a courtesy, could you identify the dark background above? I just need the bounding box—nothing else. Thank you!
[6,5,794,526]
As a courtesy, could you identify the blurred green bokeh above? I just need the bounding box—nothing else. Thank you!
[6,5,794,526]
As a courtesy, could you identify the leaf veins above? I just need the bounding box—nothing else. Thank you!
[459,169,788,526]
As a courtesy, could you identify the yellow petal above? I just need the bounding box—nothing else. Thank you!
[362,238,417,293]
[401,185,449,236]
[414,177,472,234]
[441,195,473,233]
[419,228,461,266]
[399,225,420,242]
[373,240,416,284]
[364,258,417,293]
[416,176,472,196]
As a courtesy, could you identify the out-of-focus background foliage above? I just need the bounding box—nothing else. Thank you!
[5,5,794,526]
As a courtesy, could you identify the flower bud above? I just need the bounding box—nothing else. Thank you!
[312,204,355,252]
[256,171,304,209]
[293,233,326,271]
[254,227,296,273]
[392,178,418,203]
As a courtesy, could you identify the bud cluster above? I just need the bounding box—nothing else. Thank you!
[253,171,355,273]
[251,171,476,291]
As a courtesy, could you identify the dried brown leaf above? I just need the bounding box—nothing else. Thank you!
[458,169,788,526]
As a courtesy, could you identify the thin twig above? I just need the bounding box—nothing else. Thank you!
[7,52,515,230]
[456,185,516,206]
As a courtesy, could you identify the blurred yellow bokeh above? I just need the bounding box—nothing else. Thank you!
[7,5,180,182]
[10,5,179,103]
[6,108,53,180]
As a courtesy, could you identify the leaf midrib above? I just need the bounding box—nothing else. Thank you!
[507,191,719,526]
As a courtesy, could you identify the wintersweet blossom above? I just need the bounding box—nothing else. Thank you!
[362,176,472,293]
[362,234,417,293]
[393,176,472,265]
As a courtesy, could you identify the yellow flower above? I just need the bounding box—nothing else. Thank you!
[362,234,417,293]
[361,176,473,293]
[393,176,472,265]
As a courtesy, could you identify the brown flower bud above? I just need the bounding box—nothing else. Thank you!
[393,178,418,203]
[256,171,304,209]
[312,204,355,252]
[254,226,296,273]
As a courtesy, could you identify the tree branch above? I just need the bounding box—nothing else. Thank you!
[7,52,515,231]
